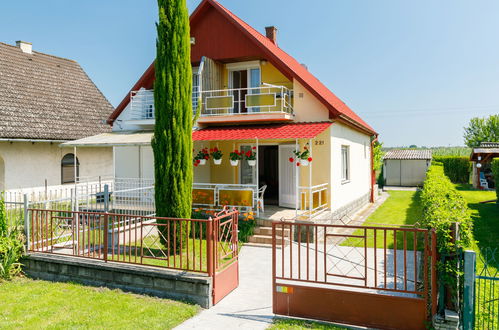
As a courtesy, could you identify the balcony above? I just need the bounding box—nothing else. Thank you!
[128,84,294,126]
[196,84,294,124]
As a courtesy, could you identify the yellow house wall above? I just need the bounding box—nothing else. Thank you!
[221,62,292,89]
[193,132,333,207]
[292,80,330,122]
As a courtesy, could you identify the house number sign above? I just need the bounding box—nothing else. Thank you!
[314,140,325,146]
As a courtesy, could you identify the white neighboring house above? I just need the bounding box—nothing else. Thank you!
[0,41,114,191]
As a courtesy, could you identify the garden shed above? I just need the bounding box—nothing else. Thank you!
[383,149,432,186]
[470,142,498,189]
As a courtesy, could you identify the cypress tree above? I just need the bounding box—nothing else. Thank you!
[152,0,193,248]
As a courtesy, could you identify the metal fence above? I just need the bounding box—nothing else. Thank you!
[272,220,438,329]
[3,178,155,230]
[463,248,499,329]
[27,207,238,275]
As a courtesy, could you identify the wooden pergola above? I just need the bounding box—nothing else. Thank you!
[470,142,499,189]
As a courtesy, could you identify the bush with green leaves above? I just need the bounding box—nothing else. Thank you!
[432,156,471,184]
[420,164,473,251]
[0,196,24,280]
[0,231,24,280]
[492,158,499,201]
[420,164,473,307]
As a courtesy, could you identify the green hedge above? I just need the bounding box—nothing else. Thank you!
[492,158,499,201]
[420,164,473,299]
[432,156,471,184]
[420,164,472,251]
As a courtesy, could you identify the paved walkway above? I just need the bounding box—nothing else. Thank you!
[175,245,273,330]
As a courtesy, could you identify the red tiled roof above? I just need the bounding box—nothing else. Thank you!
[109,0,375,135]
[193,122,332,141]
[201,0,375,134]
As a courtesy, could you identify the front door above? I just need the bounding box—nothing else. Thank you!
[278,145,297,208]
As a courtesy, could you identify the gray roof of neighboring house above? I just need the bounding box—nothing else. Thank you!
[0,42,113,140]
[383,149,432,160]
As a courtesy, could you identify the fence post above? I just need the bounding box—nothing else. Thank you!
[207,217,214,277]
[431,229,438,317]
[104,184,109,213]
[23,193,30,251]
[103,213,109,262]
[463,250,476,330]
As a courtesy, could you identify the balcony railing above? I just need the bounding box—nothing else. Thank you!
[198,84,293,117]
[129,84,293,122]
[130,89,154,121]
[299,183,329,219]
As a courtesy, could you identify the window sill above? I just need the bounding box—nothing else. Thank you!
[341,180,350,185]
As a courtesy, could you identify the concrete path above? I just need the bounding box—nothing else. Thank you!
[175,245,274,330]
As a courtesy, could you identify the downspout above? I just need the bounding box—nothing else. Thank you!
[370,135,379,203]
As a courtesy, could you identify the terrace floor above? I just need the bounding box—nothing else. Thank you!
[258,205,296,220]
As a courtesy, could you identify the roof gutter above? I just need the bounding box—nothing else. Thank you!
[0,138,69,143]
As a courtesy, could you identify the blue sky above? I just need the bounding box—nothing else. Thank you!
[1,0,498,147]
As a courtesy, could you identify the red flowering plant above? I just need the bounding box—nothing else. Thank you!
[245,147,257,160]
[229,149,243,161]
[193,147,209,166]
[290,144,313,166]
[210,147,223,160]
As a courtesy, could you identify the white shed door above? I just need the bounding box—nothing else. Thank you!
[278,145,297,208]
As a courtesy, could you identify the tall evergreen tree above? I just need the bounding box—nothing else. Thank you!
[152,0,193,248]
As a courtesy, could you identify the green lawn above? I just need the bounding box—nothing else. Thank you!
[269,318,349,329]
[0,278,198,329]
[342,190,423,249]
[455,184,498,260]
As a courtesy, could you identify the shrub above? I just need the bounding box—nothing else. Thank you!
[420,164,473,251]
[419,164,473,307]
[0,231,24,280]
[432,156,471,184]
[0,194,6,237]
[492,158,499,201]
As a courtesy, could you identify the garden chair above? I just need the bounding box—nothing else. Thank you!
[257,185,267,213]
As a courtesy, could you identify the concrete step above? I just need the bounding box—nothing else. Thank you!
[248,234,289,245]
[256,218,278,226]
[253,226,290,236]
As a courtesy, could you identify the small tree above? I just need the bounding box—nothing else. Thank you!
[463,114,499,147]
[152,0,193,249]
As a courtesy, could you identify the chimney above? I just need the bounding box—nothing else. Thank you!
[16,40,32,54]
[265,26,278,44]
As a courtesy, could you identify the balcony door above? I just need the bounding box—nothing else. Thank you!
[229,66,260,113]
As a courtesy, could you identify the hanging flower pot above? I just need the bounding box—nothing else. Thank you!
[292,145,312,167]
[245,147,257,167]
[194,148,210,166]
[229,149,243,167]
[210,147,223,166]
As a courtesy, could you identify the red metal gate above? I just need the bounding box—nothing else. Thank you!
[210,207,239,305]
[272,221,437,330]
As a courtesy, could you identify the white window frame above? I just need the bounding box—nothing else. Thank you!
[341,145,350,183]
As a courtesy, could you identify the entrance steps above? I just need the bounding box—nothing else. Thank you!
[246,219,290,247]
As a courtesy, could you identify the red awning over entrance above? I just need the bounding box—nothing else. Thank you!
[192,122,332,141]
